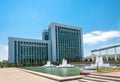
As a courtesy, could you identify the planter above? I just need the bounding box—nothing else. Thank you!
[80,72,90,75]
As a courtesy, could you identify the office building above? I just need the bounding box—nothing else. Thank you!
[8,37,49,64]
[42,30,49,40]
[8,22,83,64]
[48,23,83,62]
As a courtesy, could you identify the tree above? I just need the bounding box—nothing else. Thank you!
[117,58,120,61]
[0,62,3,68]
[89,58,92,62]
[0,60,9,68]
[25,62,31,66]
[85,59,88,62]
[42,61,45,66]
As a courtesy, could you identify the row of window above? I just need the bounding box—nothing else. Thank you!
[14,41,48,63]
[16,41,48,45]
[43,32,49,40]
[55,26,80,32]
[55,26,82,62]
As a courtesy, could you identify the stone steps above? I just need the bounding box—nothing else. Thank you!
[78,74,120,82]
[92,73,120,78]
[86,75,120,81]
[78,79,97,82]
[82,77,117,82]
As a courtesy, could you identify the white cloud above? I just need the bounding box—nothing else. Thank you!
[0,44,8,61]
[83,31,120,44]
[91,31,102,34]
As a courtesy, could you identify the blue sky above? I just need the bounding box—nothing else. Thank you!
[0,0,120,61]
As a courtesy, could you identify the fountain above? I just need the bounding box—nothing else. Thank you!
[42,61,54,67]
[56,59,74,68]
[84,55,116,70]
[42,59,74,68]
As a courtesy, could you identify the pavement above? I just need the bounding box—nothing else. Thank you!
[1,67,120,82]
[102,71,120,76]
[0,68,57,82]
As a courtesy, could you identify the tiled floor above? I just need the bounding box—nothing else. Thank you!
[0,68,57,82]
[102,71,120,76]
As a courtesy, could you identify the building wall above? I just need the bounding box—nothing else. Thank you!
[48,24,56,62]
[8,37,49,64]
[8,38,14,63]
[49,22,83,62]
[8,22,84,64]
[42,30,49,40]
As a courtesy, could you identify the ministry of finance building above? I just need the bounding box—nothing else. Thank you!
[9,22,83,64]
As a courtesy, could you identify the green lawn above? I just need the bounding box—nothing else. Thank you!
[97,68,120,72]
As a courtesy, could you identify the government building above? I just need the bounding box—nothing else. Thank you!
[8,22,83,64]
[8,37,50,64]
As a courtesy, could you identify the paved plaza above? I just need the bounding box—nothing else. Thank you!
[0,68,57,82]
[102,71,120,76]
[0,68,120,82]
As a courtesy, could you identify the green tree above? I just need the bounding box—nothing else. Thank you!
[0,62,3,68]
[89,58,92,62]
[0,60,9,68]
[85,59,88,62]
[42,61,45,66]
[26,62,31,66]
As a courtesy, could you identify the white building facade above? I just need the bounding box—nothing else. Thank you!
[48,22,84,62]
[8,22,84,64]
[8,37,50,64]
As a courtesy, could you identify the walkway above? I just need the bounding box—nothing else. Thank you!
[0,68,120,82]
[0,68,57,82]
[102,71,120,76]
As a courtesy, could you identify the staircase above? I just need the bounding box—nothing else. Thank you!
[78,74,120,82]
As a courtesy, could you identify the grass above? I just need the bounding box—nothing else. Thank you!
[97,68,120,72]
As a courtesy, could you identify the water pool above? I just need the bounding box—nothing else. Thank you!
[23,66,82,77]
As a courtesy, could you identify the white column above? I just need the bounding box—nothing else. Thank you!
[99,50,101,56]
[92,55,94,62]
[114,48,117,61]
[91,52,94,62]
[106,49,108,61]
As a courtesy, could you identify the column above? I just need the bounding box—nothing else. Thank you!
[99,50,101,56]
[114,47,117,61]
[91,52,94,62]
[106,49,108,61]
